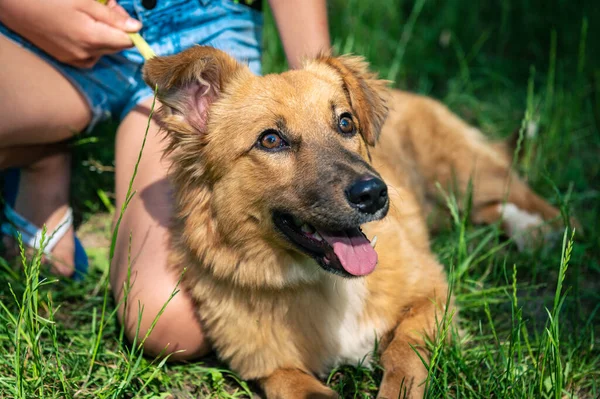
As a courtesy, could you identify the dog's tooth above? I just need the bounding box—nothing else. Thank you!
[313,232,323,241]
[370,235,378,248]
[301,223,315,234]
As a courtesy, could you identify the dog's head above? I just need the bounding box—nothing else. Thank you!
[144,46,390,280]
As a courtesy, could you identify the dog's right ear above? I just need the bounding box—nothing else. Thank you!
[310,54,390,147]
[143,46,248,135]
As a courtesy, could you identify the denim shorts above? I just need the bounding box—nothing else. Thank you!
[0,0,263,132]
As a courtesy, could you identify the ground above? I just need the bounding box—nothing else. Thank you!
[1,0,599,398]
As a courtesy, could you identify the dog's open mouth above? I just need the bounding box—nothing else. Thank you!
[273,212,378,277]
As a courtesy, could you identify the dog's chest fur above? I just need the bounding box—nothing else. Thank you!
[194,269,390,379]
[319,277,387,372]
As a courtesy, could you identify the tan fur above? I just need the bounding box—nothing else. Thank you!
[143,46,565,398]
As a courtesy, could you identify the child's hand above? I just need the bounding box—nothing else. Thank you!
[0,0,142,68]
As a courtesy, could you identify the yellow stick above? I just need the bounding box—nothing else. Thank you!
[127,32,156,60]
[97,0,156,60]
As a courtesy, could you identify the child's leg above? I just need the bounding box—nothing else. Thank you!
[0,35,90,146]
[110,97,209,360]
[8,151,76,276]
[0,34,90,276]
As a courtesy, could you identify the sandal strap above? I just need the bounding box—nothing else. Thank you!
[44,207,74,253]
[1,204,73,255]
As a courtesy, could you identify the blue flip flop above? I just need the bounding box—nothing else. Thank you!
[1,168,89,281]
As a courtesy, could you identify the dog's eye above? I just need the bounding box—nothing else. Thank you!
[258,130,288,151]
[338,113,356,135]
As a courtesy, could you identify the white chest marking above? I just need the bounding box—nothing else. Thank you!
[324,278,386,371]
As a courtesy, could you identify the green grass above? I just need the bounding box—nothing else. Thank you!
[1,0,599,397]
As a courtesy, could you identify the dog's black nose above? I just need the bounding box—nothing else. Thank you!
[346,176,388,214]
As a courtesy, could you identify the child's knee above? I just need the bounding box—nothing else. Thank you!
[121,287,211,361]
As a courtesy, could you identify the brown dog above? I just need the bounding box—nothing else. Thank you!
[143,46,562,398]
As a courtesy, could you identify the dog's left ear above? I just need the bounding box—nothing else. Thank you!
[143,45,249,136]
[313,55,390,146]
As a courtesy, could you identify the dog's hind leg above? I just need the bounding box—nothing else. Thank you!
[378,92,566,247]
[467,175,568,248]
[436,135,570,249]
[260,368,339,399]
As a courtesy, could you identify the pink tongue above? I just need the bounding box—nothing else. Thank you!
[318,229,378,276]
